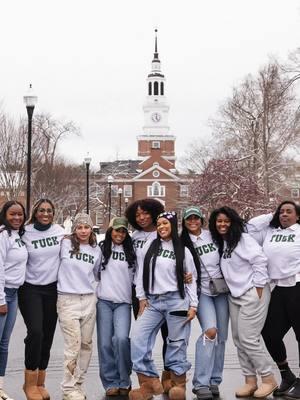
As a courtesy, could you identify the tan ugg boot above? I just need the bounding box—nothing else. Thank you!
[235,375,258,397]
[161,370,172,394]
[168,372,186,400]
[37,370,50,400]
[253,374,278,398]
[23,369,43,400]
[128,373,163,400]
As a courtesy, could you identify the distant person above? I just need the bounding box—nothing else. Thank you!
[57,213,100,400]
[248,200,300,398]
[180,206,229,400]
[0,201,27,400]
[19,199,65,400]
[95,217,135,396]
[209,206,277,398]
[130,211,198,400]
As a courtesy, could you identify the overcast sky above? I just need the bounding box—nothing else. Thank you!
[1,0,300,169]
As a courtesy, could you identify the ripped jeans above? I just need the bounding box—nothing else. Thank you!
[131,291,191,377]
[193,293,229,390]
[57,293,97,394]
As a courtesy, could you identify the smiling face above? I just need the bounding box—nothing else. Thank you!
[135,206,154,232]
[6,204,25,230]
[35,202,54,225]
[184,214,202,236]
[216,213,231,237]
[111,227,127,245]
[279,203,299,228]
[75,223,92,244]
[157,217,172,241]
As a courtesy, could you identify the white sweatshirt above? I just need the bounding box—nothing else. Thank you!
[22,224,65,285]
[57,238,101,294]
[0,228,28,305]
[220,233,269,298]
[95,243,134,304]
[189,230,222,295]
[132,229,157,285]
[135,239,198,308]
[248,214,300,282]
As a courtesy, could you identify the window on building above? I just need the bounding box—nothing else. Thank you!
[147,182,165,197]
[152,170,160,178]
[152,141,160,149]
[96,211,103,226]
[180,185,189,197]
[161,82,164,95]
[111,185,118,197]
[148,82,152,95]
[154,81,159,95]
[291,188,299,198]
[123,185,132,197]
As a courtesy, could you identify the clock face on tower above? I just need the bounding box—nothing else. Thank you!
[151,112,162,123]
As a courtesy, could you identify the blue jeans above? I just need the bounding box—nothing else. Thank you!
[96,300,132,390]
[131,291,191,377]
[193,293,229,389]
[0,288,18,376]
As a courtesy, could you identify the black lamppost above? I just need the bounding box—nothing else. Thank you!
[84,154,92,214]
[118,188,123,216]
[23,84,38,217]
[107,175,114,222]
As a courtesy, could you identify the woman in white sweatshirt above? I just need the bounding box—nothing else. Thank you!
[95,217,136,397]
[0,201,27,400]
[57,213,100,400]
[209,206,277,399]
[248,200,300,398]
[19,199,65,400]
[130,211,198,400]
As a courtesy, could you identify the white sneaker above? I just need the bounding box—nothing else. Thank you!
[63,390,85,400]
[0,389,14,400]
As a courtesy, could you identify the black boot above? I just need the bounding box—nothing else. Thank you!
[273,364,297,397]
[285,378,300,399]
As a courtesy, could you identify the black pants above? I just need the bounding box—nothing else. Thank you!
[132,284,169,370]
[262,283,300,365]
[18,281,58,370]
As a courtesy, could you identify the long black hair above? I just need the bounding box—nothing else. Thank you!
[209,206,246,256]
[143,212,185,298]
[269,200,300,228]
[125,198,164,230]
[99,227,136,270]
[0,200,26,236]
[180,220,201,287]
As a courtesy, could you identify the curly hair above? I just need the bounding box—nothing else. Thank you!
[125,198,164,231]
[26,198,55,225]
[270,200,300,228]
[180,220,201,287]
[209,206,246,256]
[99,227,136,270]
[143,213,185,298]
[0,201,26,236]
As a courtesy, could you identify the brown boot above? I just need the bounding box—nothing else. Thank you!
[235,375,258,397]
[23,369,43,400]
[253,374,278,398]
[37,370,50,400]
[161,370,172,394]
[128,373,164,400]
[168,372,186,400]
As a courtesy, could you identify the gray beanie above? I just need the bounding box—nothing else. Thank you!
[72,213,93,232]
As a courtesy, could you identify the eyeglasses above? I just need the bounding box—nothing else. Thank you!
[37,208,54,214]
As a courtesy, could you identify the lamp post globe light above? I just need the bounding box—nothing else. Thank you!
[118,187,123,216]
[23,84,38,217]
[84,154,92,215]
[107,175,114,223]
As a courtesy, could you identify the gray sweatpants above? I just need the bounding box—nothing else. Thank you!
[229,285,272,377]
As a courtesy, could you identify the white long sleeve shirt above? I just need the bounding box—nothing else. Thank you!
[189,230,222,295]
[135,239,198,308]
[95,243,134,304]
[132,230,157,285]
[22,224,65,285]
[57,238,101,294]
[220,233,269,298]
[0,228,28,305]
